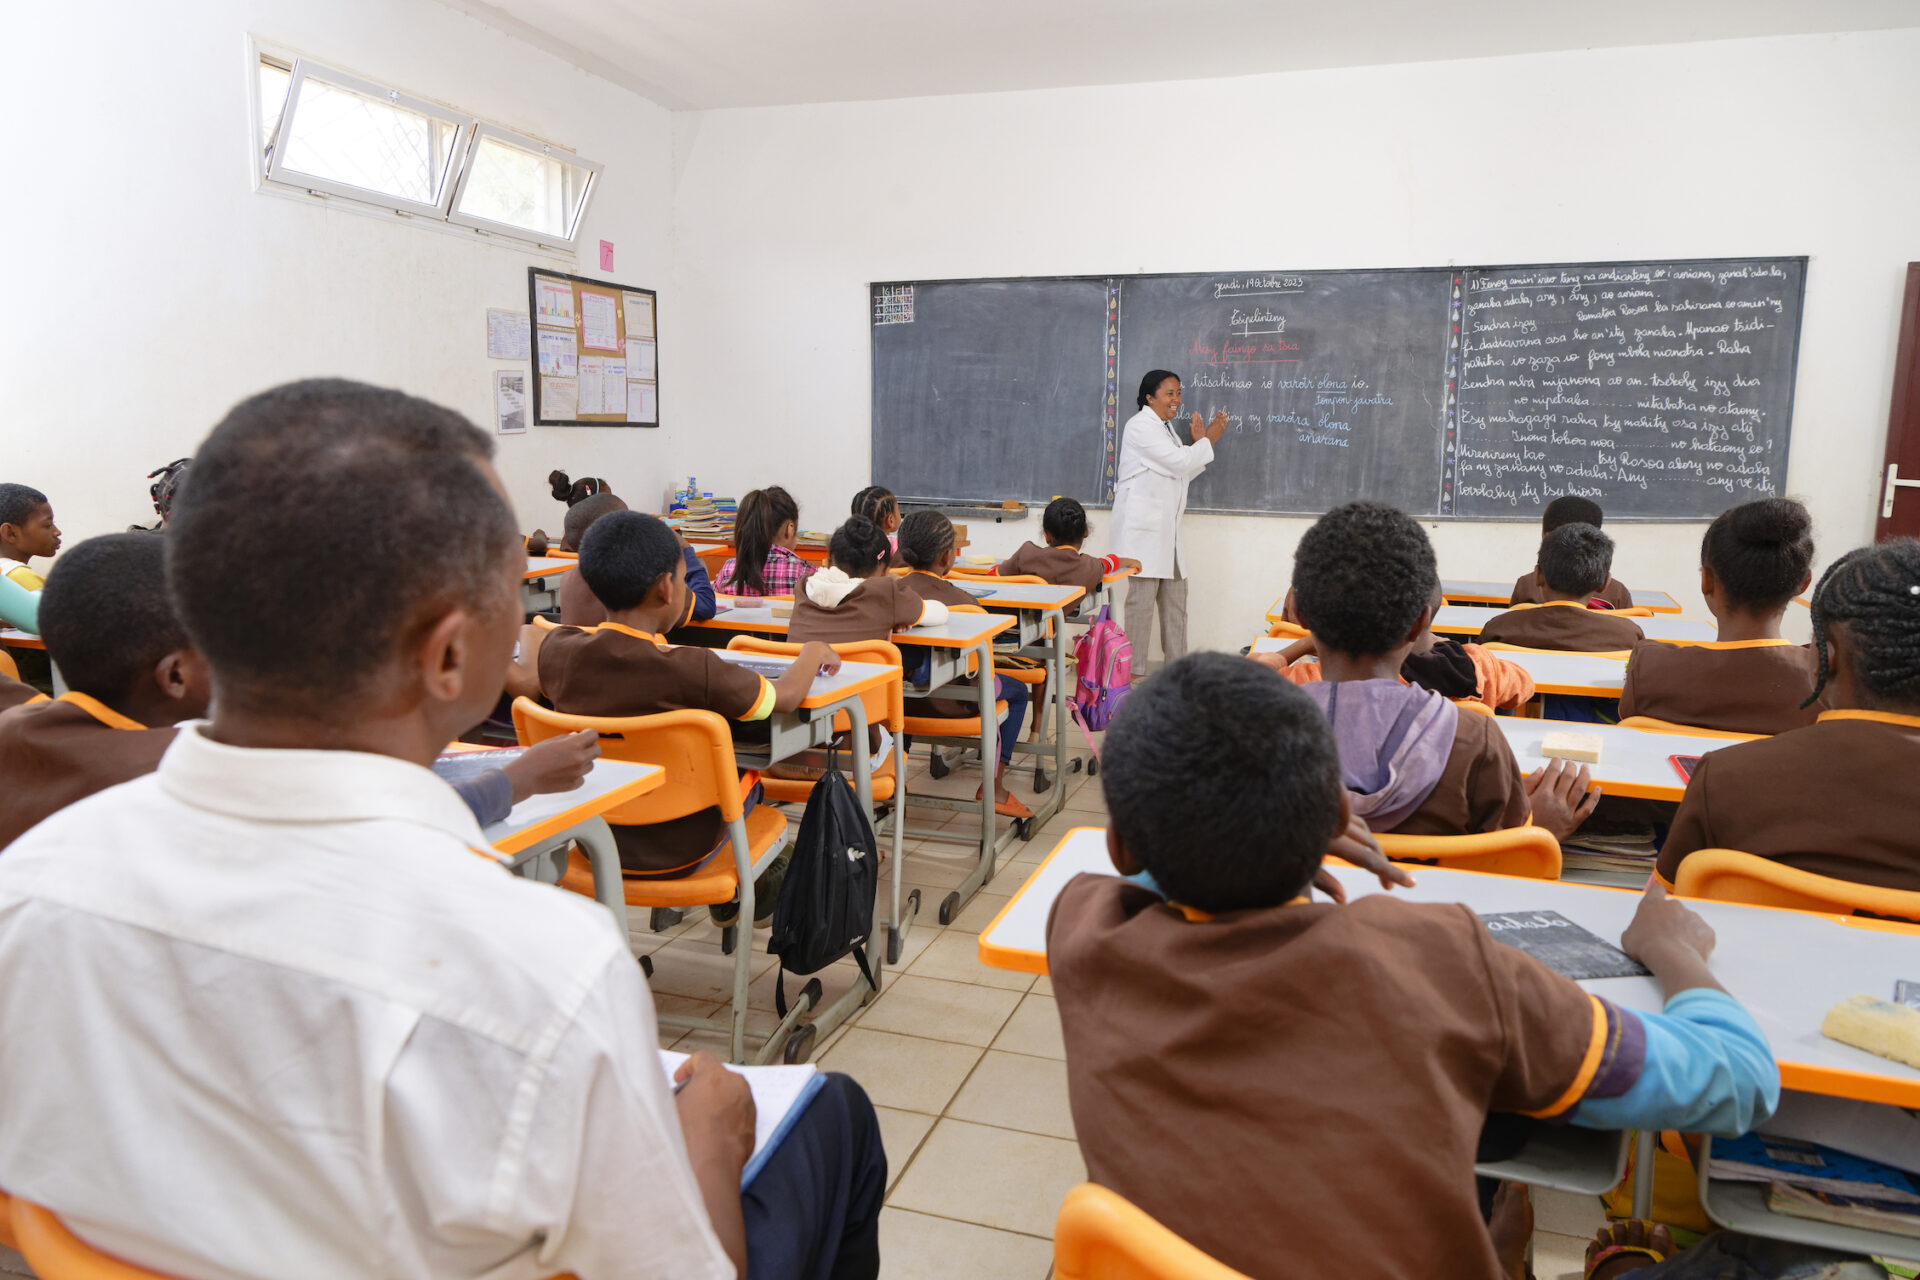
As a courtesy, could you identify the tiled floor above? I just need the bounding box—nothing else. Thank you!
[640,747,1613,1279]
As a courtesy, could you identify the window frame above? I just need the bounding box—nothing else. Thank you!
[264,58,475,219]
[447,123,603,253]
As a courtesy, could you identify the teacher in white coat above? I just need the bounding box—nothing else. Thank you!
[1109,369,1226,671]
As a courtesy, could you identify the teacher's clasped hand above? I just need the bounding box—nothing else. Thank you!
[1108,369,1224,675]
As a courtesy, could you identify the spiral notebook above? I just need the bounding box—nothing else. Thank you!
[658,1050,827,1188]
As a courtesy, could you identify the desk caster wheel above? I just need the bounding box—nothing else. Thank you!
[929,751,950,780]
[1015,817,1035,842]
[1032,764,1051,793]
[939,891,961,925]
[721,925,737,955]
[1086,757,1099,777]
[640,954,654,979]
[783,1024,817,1064]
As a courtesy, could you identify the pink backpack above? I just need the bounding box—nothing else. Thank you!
[1070,605,1133,742]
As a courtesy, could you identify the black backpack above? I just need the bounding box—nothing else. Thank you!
[767,764,879,1017]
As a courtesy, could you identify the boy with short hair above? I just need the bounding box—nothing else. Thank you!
[993,497,1140,591]
[1510,496,1634,609]
[0,379,884,1279]
[1480,524,1647,652]
[1048,652,1778,1280]
[0,483,61,590]
[1289,501,1593,837]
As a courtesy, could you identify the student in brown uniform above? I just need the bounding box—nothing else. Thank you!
[1046,651,1778,1280]
[524,510,839,917]
[1289,501,1595,839]
[1658,539,1920,893]
[991,497,1139,592]
[1510,496,1634,609]
[790,515,947,642]
[0,534,210,849]
[0,671,41,713]
[1621,498,1818,735]
[1478,524,1647,652]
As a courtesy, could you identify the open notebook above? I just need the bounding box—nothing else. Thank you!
[658,1050,826,1188]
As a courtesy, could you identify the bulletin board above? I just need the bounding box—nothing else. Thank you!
[526,267,659,427]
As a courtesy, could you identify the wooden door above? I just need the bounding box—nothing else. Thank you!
[1876,264,1920,541]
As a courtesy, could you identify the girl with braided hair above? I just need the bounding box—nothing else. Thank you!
[1656,537,1920,892]
[849,485,903,564]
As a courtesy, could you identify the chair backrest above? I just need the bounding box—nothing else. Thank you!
[1371,826,1563,880]
[1054,1184,1252,1280]
[949,564,996,578]
[0,647,18,682]
[1674,849,1920,923]
[1612,607,1655,617]
[1266,620,1309,641]
[1616,715,1762,741]
[696,546,732,579]
[724,636,905,732]
[992,573,1048,585]
[512,698,742,826]
[1454,699,1496,718]
[0,1188,14,1250]
[11,1200,181,1279]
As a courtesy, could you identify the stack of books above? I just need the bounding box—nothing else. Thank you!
[667,478,738,540]
[1711,1133,1920,1240]
[1560,817,1659,877]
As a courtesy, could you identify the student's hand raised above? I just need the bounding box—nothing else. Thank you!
[1522,758,1601,839]
[1313,812,1416,903]
[503,730,600,803]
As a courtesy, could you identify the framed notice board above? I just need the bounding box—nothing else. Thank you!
[526,267,658,427]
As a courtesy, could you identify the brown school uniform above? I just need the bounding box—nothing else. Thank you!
[0,694,177,849]
[537,623,775,874]
[998,542,1104,592]
[1619,639,1819,736]
[1048,879,1611,1280]
[789,574,927,644]
[1657,710,1920,893]
[557,567,606,628]
[902,570,976,608]
[1391,707,1532,836]
[0,674,42,713]
[1510,571,1634,611]
[1477,601,1645,652]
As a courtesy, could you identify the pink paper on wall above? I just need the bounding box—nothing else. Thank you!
[599,240,614,271]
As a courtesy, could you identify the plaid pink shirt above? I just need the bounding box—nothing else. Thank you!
[717,544,815,597]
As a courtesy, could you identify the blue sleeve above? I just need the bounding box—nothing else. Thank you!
[1570,988,1779,1137]
[683,545,717,621]
[442,768,516,828]
[0,573,38,631]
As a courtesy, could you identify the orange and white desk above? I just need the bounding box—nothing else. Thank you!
[480,757,663,931]
[958,580,1086,804]
[0,628,44,651]
[1433,605,1717,645]
[522,556,576,613]
[1247,638,1632,700]
[1496,716,1738,802]
[1442,579,1683,614]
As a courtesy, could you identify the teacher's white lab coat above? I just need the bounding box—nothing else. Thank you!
[1108,405,1214,579]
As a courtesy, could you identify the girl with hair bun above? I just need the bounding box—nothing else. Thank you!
[1620,497,1818,735]
[1657,535,1920,892]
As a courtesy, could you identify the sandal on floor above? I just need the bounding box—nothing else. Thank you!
[1585,1220,1676,1280]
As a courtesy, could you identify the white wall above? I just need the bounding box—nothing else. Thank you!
[1,0,676,544]
[670,29,1920,656]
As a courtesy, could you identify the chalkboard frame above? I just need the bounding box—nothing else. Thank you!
[870,256,1807,523]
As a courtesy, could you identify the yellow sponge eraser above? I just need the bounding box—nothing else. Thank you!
[769,599,795,618]
[1822,995,1920,1070]
[1541,732,1603,764]
[962,554,995,566]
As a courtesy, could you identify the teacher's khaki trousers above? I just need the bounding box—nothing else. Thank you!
[1123,568,1188,678]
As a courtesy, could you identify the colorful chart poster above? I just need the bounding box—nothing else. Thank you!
[534,277,575,329]
[537,328,577,378]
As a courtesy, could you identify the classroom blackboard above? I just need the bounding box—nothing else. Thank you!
[871,279,1112,507]
[869,258,1806,521]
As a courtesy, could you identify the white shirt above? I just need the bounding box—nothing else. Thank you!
[1107,404,1215,579]
[0,724,731,1280]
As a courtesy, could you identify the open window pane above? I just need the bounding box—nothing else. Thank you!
[269,62,470,211]
[259,60,292,163]
[453,128,598,243]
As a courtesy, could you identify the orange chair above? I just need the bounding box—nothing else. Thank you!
[1054,1184,1253,1280]
[1371,826,1562,880]
[0,648,18,682]
[1480,642,1631,661]
[1616,715,1762,741]
[512,699,790,1062]
[1674,849,1920,923]
[11,1200,182,1279]
[1454,699,1496,718]
[0,1188,14,1251]
[723,636,905,809]
[949,563,997,579]
[1266,620,1309,641]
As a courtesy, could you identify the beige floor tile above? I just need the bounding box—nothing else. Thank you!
[909,931,1035,992]
[889,1119,1085,1238]
[643,936,778,1004]
[1531,1188,1607,1240]
[947,1051,1077,1141]
[947,891,1012,934]
[876,1208,1054,1280]
[0,1245,30,1279]
[817,1029,983,1113]
[1531,1229,1592,1280]
[1030,976,1052,997]
[991,994,1065,1060]
[873,1107,937,1192]
[856,975,1022,1047]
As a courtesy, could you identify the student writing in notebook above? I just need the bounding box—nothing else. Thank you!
[1657,538,1920,893]
[0,380,885,1279]
[1619,498,1817,735]
[1477,523,1647,652]
[1509,495,1634,609]
[1046,652,1777,1280]
[1288,501,1594,838]
[991,496,1139,591]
